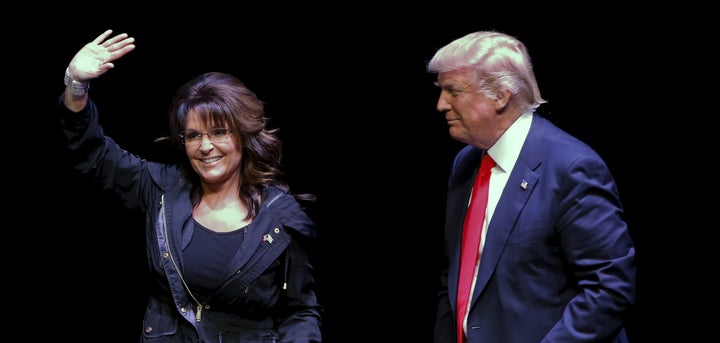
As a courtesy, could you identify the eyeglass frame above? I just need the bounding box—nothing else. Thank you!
[179,128,234,145]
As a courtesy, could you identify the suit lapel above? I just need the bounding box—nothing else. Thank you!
[470,115,546,305]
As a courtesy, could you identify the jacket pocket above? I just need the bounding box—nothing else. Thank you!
[142,297,178,339]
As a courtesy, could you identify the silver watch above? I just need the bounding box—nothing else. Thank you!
[64,68,90,96]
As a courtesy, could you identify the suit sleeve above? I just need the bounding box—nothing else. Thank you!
[543,154,636,342]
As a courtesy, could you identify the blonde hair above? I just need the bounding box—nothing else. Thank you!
[428,31,546,113]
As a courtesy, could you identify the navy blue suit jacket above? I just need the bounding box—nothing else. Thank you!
[434,114,636,343]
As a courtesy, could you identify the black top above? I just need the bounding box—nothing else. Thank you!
[184,219,247,300]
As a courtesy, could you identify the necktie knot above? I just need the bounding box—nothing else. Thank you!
[480,153,496,175]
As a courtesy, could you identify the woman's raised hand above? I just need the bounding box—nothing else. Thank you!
[67,29,136,81]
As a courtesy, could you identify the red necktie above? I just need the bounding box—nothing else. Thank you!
[457,153,496,343]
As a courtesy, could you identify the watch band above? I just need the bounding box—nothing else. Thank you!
[64,68,90,96]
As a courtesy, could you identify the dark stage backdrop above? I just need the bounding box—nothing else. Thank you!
[19,8,696,342]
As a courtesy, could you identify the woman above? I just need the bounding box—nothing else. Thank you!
[58,29,322,342]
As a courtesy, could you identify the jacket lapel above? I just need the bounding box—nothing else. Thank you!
[470,115,545,305]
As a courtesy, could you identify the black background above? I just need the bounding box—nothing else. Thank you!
[14,6,706,342]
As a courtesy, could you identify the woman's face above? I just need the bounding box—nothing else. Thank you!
[183,110,242,188]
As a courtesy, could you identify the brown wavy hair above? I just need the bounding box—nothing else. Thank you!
[166,72,314,221]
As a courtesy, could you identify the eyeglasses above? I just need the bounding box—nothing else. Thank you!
[179,128,233,145]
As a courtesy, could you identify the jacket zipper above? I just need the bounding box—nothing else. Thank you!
[160,195,205,322]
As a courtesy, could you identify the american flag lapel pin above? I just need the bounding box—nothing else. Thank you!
[521,180,528,190]
[263,234,273,244]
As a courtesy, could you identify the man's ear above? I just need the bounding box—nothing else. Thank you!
[495,88,511,111]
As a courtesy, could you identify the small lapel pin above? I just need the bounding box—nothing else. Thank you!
[263,234,273,244]
[521,180,528,189]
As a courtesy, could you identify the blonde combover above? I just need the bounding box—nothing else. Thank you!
[428,31,546,113]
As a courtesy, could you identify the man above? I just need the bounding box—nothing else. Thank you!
[428,31,636,343]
